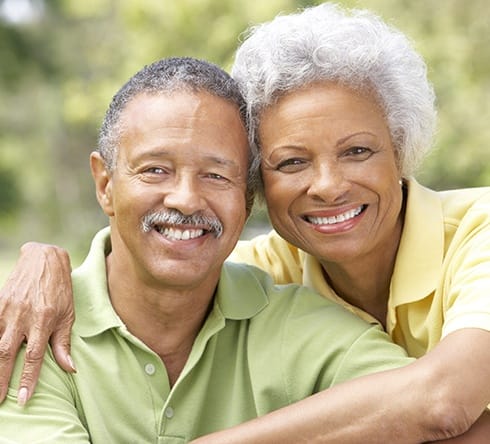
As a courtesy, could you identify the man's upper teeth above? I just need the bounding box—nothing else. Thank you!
[159,227,204,240]
[307,206,363,225]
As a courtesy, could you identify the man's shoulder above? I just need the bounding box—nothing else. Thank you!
[221,261,373,333]
[229,230,305,285]
[222,262,411,392]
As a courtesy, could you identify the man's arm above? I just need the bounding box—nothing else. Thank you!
[0,242,75,404]
[191,328,490,443]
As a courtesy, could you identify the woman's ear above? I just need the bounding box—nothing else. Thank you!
[90,152,114,216]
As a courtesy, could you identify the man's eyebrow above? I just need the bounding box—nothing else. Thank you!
[133,150,239,169]
[133,149,171,160]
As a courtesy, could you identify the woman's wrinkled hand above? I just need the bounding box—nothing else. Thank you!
[0,242,75,405]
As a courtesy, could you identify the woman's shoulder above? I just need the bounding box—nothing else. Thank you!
[228,230,305,284]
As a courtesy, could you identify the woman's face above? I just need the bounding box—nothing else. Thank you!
[259,82,404,266]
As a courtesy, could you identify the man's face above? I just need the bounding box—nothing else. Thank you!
[96,90,250,291]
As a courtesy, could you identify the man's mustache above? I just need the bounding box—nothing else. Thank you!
[141,209,223,238]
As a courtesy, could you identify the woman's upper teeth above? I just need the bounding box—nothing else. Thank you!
[307,206,363,225]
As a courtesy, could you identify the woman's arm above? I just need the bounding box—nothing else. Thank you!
[0,242,75,404]
[190,328,490,443]
[1,250,489,442]
[442,410,490,443]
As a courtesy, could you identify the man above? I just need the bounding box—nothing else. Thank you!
[0,57,416,442]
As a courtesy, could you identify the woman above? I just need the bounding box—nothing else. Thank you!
[1,3,490,442]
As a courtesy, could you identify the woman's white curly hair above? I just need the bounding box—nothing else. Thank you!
[232,2,437,177]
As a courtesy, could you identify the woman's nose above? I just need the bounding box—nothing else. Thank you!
[306,162,349,202]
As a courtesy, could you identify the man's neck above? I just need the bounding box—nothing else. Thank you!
[105,254,217,386]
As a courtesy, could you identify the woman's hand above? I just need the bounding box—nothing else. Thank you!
[0,242,75,405]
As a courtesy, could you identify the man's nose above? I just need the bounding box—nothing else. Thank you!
[162,175,206,215]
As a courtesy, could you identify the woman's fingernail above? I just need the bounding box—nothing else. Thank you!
[68,355,77,372]
[17,387,29,406]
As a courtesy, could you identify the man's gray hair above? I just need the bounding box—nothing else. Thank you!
[98,57,257,210]
[232,2,437,177]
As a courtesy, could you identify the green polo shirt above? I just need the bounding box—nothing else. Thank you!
[2,228,413,443]
[231,179,490,358]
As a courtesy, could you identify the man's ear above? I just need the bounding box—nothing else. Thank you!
[90,152,114,216]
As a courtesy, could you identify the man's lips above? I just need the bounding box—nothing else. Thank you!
[153,225,210,241]
[153,225,206,240]
[304,205,366,225]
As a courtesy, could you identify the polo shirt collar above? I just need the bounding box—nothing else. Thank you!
[389,178,444,307]
[72,227,123,337]
[214,262,270,319]
[72,227,269,338]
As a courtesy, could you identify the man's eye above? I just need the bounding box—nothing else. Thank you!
[276,158,307,172]
[145,167,165,174]
[139,167,170,181]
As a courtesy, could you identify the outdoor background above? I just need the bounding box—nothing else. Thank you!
[1,0,489,282]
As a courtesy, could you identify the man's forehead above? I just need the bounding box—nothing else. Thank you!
[118,91,245,137]
[116,91,249,172]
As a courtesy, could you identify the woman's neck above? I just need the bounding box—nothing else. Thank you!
[322,261,392,327]
[322,218,404,328]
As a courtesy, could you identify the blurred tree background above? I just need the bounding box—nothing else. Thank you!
[1,0,489,281]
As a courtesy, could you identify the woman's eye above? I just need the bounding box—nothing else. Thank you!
[345,146,373,159]
[276,158,307,172]
[206,172,228,181]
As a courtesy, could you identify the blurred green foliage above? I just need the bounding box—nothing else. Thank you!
[0,0,489,277]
